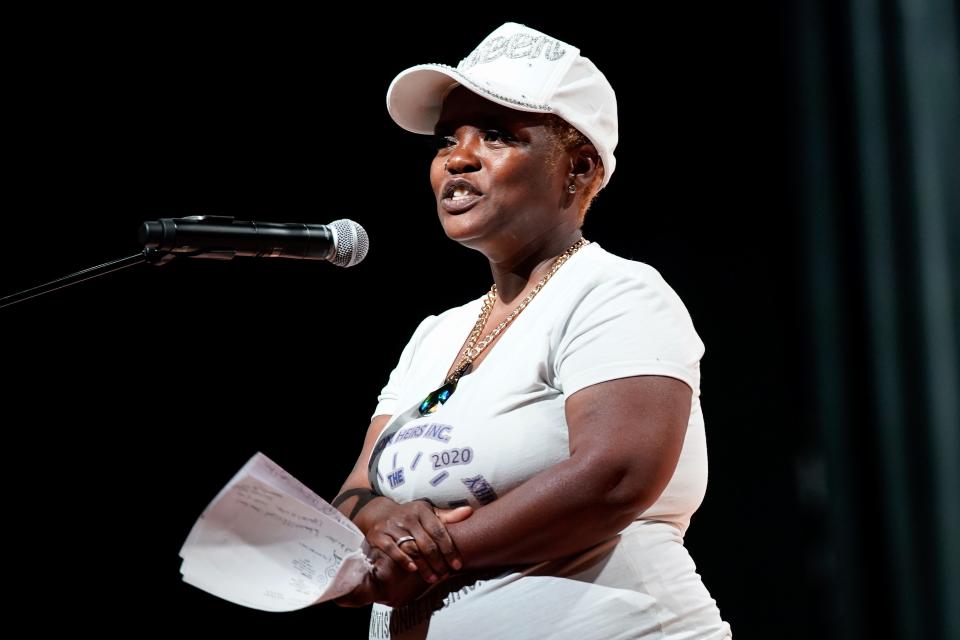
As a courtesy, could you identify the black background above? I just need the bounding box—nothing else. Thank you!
[3,6,819,636]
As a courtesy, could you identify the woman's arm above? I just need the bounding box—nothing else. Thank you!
[333,415,392,525]
[446,375,690,569]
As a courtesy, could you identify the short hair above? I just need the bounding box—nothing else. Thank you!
[544,115,605,222]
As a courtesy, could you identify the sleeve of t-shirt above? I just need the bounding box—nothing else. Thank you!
[371,315,438,420]
[554,265,705,397]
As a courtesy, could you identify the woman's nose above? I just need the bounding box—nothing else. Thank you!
[444,135,481,174]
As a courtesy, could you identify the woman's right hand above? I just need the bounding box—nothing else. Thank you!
[364,501,473,584]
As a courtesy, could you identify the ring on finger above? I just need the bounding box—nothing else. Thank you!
[395,535,416,546]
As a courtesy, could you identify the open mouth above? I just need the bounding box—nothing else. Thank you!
[442,179,483,199]
[441,179,484,214]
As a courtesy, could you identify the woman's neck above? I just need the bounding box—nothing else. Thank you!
[487,230,584,304]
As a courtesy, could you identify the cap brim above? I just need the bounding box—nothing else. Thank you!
[387,64,553,135]
[386,65,463,135]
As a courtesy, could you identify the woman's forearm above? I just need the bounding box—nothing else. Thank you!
[446,453,648,570]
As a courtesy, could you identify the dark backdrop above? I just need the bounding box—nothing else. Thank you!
[3,4,957,639]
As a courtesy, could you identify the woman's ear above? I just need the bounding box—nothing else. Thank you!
[568,143,600,190]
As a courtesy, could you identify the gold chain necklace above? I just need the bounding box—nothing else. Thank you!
[418,237,589,416]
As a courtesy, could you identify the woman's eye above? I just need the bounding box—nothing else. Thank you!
[482,129,511,143]
[433,135,457,150]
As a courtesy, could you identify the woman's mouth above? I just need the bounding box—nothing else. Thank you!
[441,180,484,214]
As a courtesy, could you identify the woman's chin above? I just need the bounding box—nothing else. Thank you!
[438,211,483,243]
[441,228,484,250]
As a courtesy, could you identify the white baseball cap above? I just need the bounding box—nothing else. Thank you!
[386,22,618,188]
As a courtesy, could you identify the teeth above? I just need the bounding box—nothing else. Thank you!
[452,187,471,198]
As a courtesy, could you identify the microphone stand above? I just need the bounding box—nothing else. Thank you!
[0,248,171,309]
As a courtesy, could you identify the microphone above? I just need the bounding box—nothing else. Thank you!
[139,216,369,267]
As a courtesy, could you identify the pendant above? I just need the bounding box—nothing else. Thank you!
[419,380,457,416]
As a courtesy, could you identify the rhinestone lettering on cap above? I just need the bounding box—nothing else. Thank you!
[459,31,568,71]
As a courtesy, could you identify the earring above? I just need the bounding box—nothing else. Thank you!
[567,184,577,193]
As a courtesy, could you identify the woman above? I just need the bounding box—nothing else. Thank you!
[333,22,731,640]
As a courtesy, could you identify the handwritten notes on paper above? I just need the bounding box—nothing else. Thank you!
[179,452,370,611]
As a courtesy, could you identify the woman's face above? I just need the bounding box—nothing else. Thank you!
[430,87,573,258]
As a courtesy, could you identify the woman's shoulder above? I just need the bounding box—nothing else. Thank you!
[573,243,678,293]
[425,294,486,323]
[564,243,699,328]
[406,294,486,342]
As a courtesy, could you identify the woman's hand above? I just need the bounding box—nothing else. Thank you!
[335,415,471,583]
[334,545,439,608]
[364,502,473,585]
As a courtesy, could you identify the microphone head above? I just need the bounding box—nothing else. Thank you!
[328,219,369,267]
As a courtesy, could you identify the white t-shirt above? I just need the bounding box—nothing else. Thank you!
[367,243,730,639]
